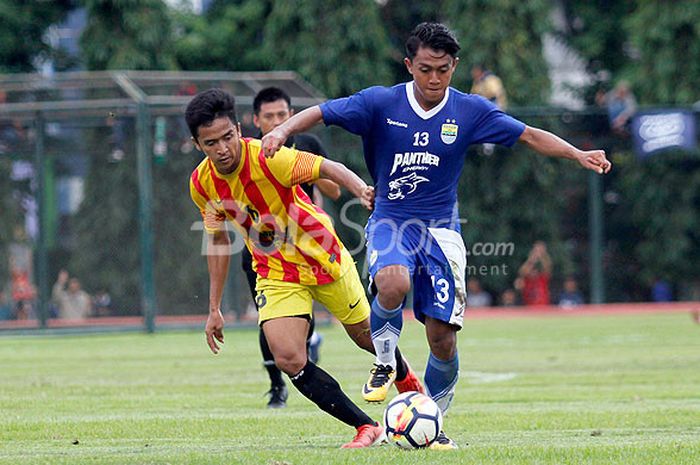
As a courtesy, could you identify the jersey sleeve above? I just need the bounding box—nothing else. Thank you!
[189,175,225,234]
[266,145,323,188]
[319,87,377,136]
[469,96,526,147]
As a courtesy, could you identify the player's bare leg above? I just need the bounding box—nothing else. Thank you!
[263,316,384,448]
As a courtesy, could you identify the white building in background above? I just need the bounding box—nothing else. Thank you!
[543,2,594,110]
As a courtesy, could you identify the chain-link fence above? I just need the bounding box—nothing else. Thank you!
[1,71,699,333]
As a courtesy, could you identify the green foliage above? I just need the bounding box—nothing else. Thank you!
[459,146,586,294]
[0,0,73,73]
[560,1,700,105]
[559,1,635,78]
[81,0,177,70]
[379,0,444,79]
[608,150,700,292]
[624,2,700,105]
[442,0,552,106]
[172,0,271,71]
[173,0,393,97]
[261,0,394,96]
[151,121,209,315]
[67,123,141,313]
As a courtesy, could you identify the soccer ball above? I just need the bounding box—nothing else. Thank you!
[383,391,443,449]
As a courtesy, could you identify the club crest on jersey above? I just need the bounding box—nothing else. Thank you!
[441,119,458,144]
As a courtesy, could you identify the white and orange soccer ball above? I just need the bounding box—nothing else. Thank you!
[383,391,443,449]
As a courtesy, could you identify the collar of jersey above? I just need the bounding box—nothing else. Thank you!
[406,81,450,120]
[210,139,246,179]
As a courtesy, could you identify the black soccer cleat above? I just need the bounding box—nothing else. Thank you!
[266,384,288,409]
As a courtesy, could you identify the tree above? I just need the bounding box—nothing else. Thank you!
[173,0,394,97]
[81,0,177,70]
[172,0,271,72]
[558,1,635,79]
[0,0,73,73]
[68,121,142,313]
[378,0,445,83]
[624,2,700,105]
[260,0,393,97]
[442,0,552,106]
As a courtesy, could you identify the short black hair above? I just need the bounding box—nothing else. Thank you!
[253,87,291,115]
[405,22,460,60]
[185,88,238,139]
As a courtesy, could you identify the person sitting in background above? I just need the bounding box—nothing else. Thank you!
[518,242,552,306]
[499,288,519,307]
[466,277,492,307]
[93,289,112,317]
[470,64,508,156]
[595,80,637,136]
[52,270,92,320]
[651,278,673,302]
[0,290,13,320]
[558,276,584,309]
[470,64,508,110]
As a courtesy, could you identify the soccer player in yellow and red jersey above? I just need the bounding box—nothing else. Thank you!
[186,88,422,448]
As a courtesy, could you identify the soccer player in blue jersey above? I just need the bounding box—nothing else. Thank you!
[262,22,612,449]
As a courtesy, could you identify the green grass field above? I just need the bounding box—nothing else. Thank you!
[1,311,699,465]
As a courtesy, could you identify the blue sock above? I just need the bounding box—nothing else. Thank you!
[425,352,459,414]
[370,297,404,368]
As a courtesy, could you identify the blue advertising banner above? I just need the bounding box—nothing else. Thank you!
[630,110,697,158]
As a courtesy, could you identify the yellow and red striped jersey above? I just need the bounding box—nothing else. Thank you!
[190,138,346,285]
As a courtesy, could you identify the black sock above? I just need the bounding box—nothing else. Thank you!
[259,329,285,388]
[290,361,374,428]
[394,347,408,381]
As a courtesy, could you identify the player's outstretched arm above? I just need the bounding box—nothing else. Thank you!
[319,159,374,211]
[518,126,612,174]
[261,106,324,158]
[204,229,231,354]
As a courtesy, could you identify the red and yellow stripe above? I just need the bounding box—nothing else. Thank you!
[189,138,346,285]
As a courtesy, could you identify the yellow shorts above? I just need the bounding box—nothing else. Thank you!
[255,250,370,326]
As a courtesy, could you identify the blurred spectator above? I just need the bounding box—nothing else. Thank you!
[9,228,37,317]
[466,277,492,307]
[470,64,508,110]
[0,90,26,155]
[651,278,673,302]
[595,80,637,136]
[518,241,552,306]
[470,63,507,156]
[93,289,112,317]
[52,269,92,319]
[107,115,127,162]
[499,288,519,307]
[558,276,584,309]
[0,290,12,320]
[14,300,32,320]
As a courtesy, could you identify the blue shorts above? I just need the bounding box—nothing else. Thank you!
[365,218,467,328]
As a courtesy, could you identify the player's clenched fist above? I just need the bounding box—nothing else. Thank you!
[361,186,375,211]
[575,149,612,174]
[261,128,285,158]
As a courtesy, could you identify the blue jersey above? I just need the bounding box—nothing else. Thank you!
[320,82,526,228]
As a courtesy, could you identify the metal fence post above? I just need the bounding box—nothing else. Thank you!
[34,112,49,328]
[136,101,157,333]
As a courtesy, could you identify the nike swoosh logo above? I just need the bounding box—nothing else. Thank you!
[349,299,361,309]
[362,384,373,394]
